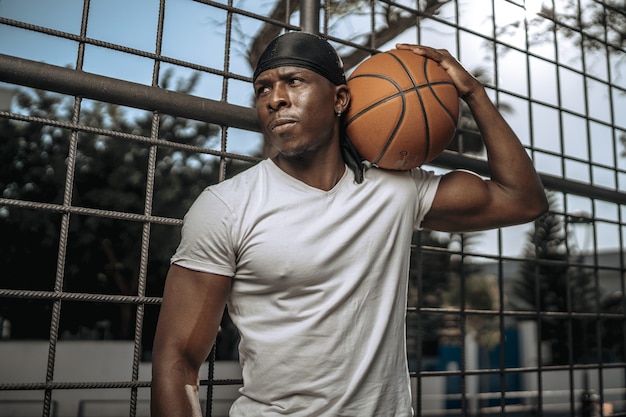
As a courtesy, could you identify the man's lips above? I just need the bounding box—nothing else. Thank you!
[268,117,298,132]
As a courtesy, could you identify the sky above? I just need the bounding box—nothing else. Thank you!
[0,0,624,259]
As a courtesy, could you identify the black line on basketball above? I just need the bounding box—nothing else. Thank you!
[425,78,459,125]
[388,52,431,166]
[343,74,402,125]
[344,72,408,165]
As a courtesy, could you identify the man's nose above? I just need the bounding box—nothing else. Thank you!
[268,83,289,111]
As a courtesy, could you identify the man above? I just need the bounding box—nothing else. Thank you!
[151,32,548,416]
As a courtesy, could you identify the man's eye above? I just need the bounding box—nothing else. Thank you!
[256,85,270,96]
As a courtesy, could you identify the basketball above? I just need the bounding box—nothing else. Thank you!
[343,49,459,170]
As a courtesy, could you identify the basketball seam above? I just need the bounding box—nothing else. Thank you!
[423,70,459,130]
[345,81,452,112]
[344,73,407,165]
[390,52,430,166]
[393,53,458,165]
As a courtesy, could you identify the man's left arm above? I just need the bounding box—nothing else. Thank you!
[397,44,548,232]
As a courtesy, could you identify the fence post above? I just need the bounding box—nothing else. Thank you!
[300,0,320,34]
[581,372,600,417]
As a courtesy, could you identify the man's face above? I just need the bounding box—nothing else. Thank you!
[254,66,339,158]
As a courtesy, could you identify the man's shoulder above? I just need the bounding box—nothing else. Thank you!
[198,159,269,203]
[211,159,268,188]
[363,165,437,183]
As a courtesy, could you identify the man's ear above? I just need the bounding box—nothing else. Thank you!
[335,84,350,114]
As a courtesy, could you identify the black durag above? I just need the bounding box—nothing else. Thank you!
[253,32,346,86]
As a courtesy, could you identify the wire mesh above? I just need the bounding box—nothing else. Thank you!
[0,0,624,416]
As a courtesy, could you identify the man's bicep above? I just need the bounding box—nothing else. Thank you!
[154,265,231,367]
[421,170,493,232]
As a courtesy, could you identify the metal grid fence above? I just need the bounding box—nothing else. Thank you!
[0,0,625,416]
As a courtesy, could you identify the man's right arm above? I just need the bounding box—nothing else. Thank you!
[151,264,231,417]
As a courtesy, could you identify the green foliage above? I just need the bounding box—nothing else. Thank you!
[0,73,258,345]
[445,273,501,349]
[512,192,604,364]
[407,230,455,366]
[407,231,486,366]
[514,193,597,313]
[528,0,626,51]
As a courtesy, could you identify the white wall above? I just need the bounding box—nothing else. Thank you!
[0,341,241,417]
[1,338,623,416]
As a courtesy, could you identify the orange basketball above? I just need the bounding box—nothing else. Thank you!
[344,49,459,170]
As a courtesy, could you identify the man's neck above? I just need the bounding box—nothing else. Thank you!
[272,153,346,191]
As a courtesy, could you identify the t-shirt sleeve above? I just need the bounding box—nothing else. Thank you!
[410,168,442,230]
[170,189,236,277]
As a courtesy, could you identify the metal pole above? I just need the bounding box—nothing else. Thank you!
[300,0,320,34]
[581,371,600,417]
[0,53,260,133]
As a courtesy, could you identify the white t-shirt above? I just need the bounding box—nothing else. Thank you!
[172,159,441,417]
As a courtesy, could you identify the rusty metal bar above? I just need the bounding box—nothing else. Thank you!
[1,53,625,206]
[0,53,259,132]
[301,0,320,34]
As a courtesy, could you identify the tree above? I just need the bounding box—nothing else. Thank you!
[445,273,501,351]
[406,230,486,372]
[512,192,599,364]
[599,290,625,362]
[529,0,625,53]
[0,70,258,353]
[526,0,626,158]
[407,230,455,368]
